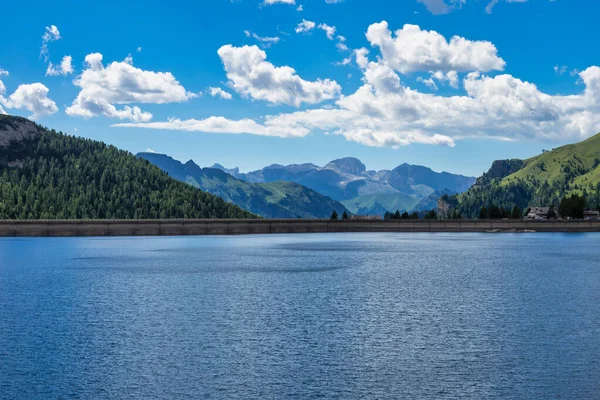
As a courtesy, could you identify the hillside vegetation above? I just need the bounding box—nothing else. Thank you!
[0,115,255,219]
[456,133,600,218]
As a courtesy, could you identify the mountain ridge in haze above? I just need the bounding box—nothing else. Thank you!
[138,152,349,219]
[210,156,476,214]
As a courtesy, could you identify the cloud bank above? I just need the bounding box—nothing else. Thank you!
[106,21,600,148]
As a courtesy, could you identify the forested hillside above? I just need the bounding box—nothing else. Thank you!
[0,115,255,219]
[454,133,600,218]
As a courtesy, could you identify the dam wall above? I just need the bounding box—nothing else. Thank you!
[0,219,599,237]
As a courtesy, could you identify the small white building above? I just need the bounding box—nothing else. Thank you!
[526,207,551,220]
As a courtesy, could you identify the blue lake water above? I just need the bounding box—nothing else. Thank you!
[1,233,600,399]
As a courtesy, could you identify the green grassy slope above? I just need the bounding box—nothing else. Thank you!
[503,133,600,190]
[455,133,600,218]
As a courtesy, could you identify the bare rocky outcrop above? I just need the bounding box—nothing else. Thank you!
[0,115,43,147]
[479,159,525,182]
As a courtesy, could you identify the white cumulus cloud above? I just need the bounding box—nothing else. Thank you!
[217,44,341,107]
[366,22,505,74]
[0,82,58,120]
[318,23,336,40]
[66,52,196,122]
[355,48,370,69]
[295,20,316,33]
[46,55,74,76]
[209,87,233,100]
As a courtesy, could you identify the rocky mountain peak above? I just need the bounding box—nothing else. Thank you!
[324,157,366,176]
[210,163,240,178]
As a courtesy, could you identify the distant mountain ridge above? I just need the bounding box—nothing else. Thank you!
[138,153,349,219]
[210,163,240,178]
[211,157,476,214]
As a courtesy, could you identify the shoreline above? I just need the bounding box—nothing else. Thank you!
[0,219,599,236]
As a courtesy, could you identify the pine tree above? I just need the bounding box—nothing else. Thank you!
[424,210,437,220]
[479,206,488,219]
[511,206,522,219]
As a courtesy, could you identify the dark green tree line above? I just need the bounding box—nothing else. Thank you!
[0,126,255,220]
[558,194,586,219]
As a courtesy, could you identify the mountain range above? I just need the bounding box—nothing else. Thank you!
[137,153,349,219]
[455,132,600,217]
[139,153,476,218]
[207,157,476,215]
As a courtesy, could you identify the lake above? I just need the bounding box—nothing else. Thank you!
[1,233,600,399]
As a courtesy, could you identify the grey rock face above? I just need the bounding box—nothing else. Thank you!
[0,116,42,147]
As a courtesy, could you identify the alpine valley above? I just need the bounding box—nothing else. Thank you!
[138,152,476,218]
[4,113,599,221]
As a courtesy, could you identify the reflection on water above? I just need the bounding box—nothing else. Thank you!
[1,233,600,399]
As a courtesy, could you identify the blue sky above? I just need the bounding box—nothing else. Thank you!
[1,0,599,177]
